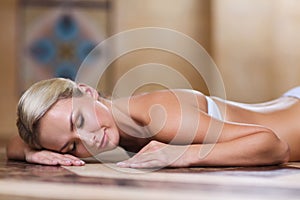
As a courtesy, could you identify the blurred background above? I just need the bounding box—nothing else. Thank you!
[1,0,300,143]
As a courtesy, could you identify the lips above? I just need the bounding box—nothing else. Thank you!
[99,128,107,148]
[93,128,107,149]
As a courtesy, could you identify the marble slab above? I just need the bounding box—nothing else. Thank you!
[63,162,300,189]
[1,145,300,200]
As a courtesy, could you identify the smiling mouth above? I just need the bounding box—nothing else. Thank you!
[99,128,107,148]
[93,128,108,149]
[91,128,109,151]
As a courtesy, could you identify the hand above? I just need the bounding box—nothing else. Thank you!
[25,148,85,166]
[116,141,191,168]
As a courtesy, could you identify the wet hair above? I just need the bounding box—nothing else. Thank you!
[16,78,84,149]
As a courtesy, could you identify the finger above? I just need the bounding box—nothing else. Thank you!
[38,153,74,166]
[38,158,59,166]
[117,153,157,168]
[127,146,158,162]
[128,145,151,159]
[27,153,59,166]
[116,161,130,168]
[40,154,72,166]
[54,156,84,166]
[62,154,85,166]
[130,161,158,168]
[56,159,73,166]
[134,144,167,161]
[128,160,163,169]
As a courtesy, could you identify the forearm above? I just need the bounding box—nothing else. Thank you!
[184,131,290,167]
[116,130,290,168]
[6,135,30,161]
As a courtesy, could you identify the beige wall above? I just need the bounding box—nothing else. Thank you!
[0,0,18,142]
[272,0,300,96]
[102,0,211,96]
[213,0,300,102]
[108,0,300,102]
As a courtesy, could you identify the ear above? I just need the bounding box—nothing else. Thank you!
[78,83,99,100]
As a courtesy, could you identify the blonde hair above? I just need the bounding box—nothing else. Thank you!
[16,78,84,149]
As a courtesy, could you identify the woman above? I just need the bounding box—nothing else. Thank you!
[6,78,293,168]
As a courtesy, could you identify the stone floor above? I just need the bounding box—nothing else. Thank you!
[1,144,300,200]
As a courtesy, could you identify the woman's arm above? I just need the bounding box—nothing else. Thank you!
[6,135,29,161]
[117,129,290,168]
[119,90,290,168]
[6,135,85,166]
[118,102,290,168]
[187,129,290,167]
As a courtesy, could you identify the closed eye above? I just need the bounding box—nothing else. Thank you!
[76,114,85,129]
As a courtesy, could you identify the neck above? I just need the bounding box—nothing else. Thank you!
[100,97,150,153]
[97,96,139,151]
[118,131,149,153]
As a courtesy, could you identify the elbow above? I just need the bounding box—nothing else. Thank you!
[258,130,290,165]
[274,139,290,164]
[5,135,26,161]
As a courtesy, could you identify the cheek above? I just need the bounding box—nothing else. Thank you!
[76,142,92,158]
[95,105,113,126]
[83,104,104,130]
[39,125,67,151]
[85,111,101,130]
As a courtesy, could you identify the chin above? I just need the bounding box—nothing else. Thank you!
[107,128,120,146]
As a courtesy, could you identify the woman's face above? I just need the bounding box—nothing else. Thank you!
[38,93,120,158]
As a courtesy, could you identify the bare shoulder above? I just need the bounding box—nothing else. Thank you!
[129,89,207,124]
[131,89,206,104]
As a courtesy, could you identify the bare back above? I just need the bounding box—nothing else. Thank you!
[213,96,300,160]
